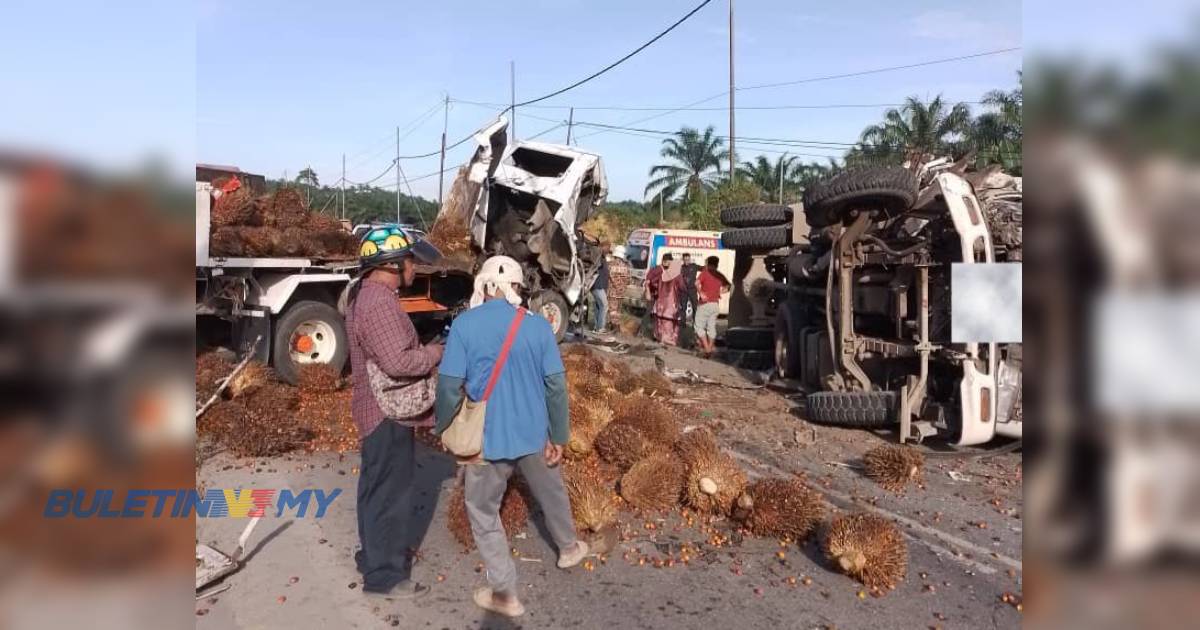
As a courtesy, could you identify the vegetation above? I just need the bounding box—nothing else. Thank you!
[644,126,729,202]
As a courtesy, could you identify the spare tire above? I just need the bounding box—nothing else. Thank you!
[720,204,792,228]
[803,167,919,227]
[806,390,897,428]
[721,225,791,251]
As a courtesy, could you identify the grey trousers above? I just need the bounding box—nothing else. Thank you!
[464,454,578,595]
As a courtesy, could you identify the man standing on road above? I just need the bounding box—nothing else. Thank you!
[591,245,610,332]
[694,255,731,357]
[679,253,699,326]
[434,255,589,618]
[345,226,445,599]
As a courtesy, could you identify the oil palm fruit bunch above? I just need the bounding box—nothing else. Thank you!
[863,445,924,492]
[822,512,907,591]
[563,463,618,533]
[620,454,684,511]
[737,478,825,540]
[611,393,679,447]
[594,422,651,471]
[673,427,720,467]
[682,450,747,515]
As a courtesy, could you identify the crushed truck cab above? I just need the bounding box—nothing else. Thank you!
[462,117,608,341]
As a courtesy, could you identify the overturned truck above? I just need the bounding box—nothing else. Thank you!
[441,117,608,341]
[722,159,1022,445]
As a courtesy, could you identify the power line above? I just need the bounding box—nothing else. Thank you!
[573,47,1021,141]
[512,0,715,109]
[454,98,988,112]
[345,159,396,186]
[739,47,1021,92]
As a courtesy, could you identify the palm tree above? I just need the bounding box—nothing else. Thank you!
[645,126,729,202]
[971,85,1022,173]
[856,95,973,165]
[736,154,802,203]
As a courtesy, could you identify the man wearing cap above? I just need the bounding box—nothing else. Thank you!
[346,226,444,599]
[433,255,588,618]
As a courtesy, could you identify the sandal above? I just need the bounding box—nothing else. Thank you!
[473,587,525,617]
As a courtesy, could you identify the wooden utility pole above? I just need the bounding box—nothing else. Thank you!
[566,107,574,145]
[510,61,516,141]
[659,193,664,224]
[395,126,401,222]
[403,125,408,220]
[728,0,736,180]
[340,153,345,220]
[778,153,787,203]
[438,94,449,210]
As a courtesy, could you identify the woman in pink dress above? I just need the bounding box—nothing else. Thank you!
[652,258,684,345]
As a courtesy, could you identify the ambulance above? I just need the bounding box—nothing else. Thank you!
[623,228,735,315]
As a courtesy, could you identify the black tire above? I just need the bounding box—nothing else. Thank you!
[720,204,793,228]
[530,290,570,344]
[803,167,919,227]
[773,308,801,380]
[721,225,792,251]
[272,300,349,385]
[724,326,774,351]
[806,391,897,428]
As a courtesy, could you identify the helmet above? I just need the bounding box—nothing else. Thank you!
[358,225,442,269]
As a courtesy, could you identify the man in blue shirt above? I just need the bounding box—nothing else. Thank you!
[433,256,587,618]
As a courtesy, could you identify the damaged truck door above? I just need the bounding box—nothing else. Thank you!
[465,116,609,341]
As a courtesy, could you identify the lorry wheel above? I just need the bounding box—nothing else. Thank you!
[720,204,793,228]
[530,291,570,344]
[806,391,897,428]
[773,308,802,380]
[273,300,348,385]
[803,167,918,227]
[721,225,792,251]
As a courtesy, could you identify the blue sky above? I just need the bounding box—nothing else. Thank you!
[197,0,1022,201]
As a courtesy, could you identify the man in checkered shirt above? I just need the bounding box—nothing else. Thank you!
[345,226,444,600]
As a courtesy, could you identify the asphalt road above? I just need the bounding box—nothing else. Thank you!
[196,342,1022,630]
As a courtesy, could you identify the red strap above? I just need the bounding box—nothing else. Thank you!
[481,307,526,401]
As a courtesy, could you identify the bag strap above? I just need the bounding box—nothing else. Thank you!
[480,307,526,402]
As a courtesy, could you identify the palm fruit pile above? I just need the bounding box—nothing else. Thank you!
[208,185,357,259]
[863,444,925,492]
[822,512,908,591]
[563,459,618,534]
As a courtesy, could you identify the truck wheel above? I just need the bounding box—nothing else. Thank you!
[806,391,897,428]
[720,204,792,228]
[773,308,801,380]
[803,167,918,227]
[273,300,348,385]
[530,291,570,343]
[721,225,792,251]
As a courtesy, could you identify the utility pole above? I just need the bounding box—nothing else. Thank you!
[728,0,736,180]
[438,94,449,210]
[566,107,574,145]
[403,124,408,220]
[659,193,664,224]
[510,60,516,141]
[395,126,401,223]
[340,153,345,220]
[778,153,787,203]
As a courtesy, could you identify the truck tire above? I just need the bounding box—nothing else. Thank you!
[273,300,348,385]
[530,290,570,344]
[724,326,774,350]
[806,391,897,428]
[773,308,801,380]
[803,167,918,227]
[721,225,792,251]
[720,204,792,228]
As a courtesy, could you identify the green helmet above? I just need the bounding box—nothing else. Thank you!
[358,225,442,269]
